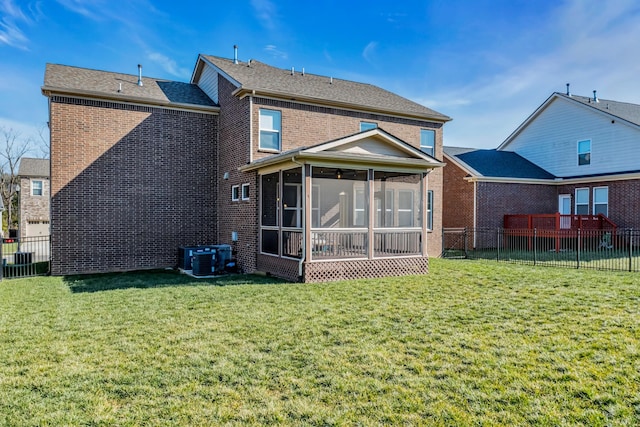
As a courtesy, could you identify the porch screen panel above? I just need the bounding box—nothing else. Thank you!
[261,172,279,226]
[311,167,368,229]
[373,172,422,228]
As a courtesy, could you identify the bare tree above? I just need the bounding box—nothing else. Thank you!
[0,127,32,235]
[37,123,50,159]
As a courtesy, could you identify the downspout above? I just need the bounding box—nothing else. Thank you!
[291,156,306,278]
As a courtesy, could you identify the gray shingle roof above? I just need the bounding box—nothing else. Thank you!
[201,55,450,121]
[18,158,50,177]
[559,93,640,125]
[43,64,217,108]
[444,146,555,179]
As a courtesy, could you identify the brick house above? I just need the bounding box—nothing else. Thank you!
[443,90,640,234]
[42,53,451,281]
[18,158,51,238]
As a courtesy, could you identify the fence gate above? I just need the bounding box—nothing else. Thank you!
[442,228,470,258]
[1,235,50,279]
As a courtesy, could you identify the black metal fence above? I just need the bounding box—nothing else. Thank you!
[1,235,51,279]
[442,228,640,272]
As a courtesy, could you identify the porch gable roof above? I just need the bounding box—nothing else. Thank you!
[239,128,445,173]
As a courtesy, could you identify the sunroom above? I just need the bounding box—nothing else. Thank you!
[240,128,444,282]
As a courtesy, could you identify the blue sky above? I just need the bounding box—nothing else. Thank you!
[2,0,640,153]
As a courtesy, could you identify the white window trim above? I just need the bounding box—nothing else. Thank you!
[231,185,240,201]
[259,109,282,152]
[31,180,43,196]
[398,189,414,227]
[241,183,250,200]
[427,190,433,231]
[592,186,609,217]
[360,121,377,132]
[420,129,435,157]
[577,139,591,166]
[575,187,589,214]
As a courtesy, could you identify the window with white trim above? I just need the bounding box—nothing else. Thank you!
[32,180,43,196]
[241,183,250,200]
[420,129,435,157]
[354,188,366,226]
[360,121,377,132]
[578,139,591,166]
[593,186,608,216]
[259,109,281,151]
[575,188,589,214]
[231,185,240,201]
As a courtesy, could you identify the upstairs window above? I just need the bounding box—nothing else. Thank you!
[259,109,281,151]
[32,180,43,196]
[360,122,377,132]
[578,139,591,165]
[420,129,435,157]
[593,187,608,216]
[575,188,589,214]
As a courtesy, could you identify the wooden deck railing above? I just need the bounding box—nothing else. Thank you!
[504,213,617,231]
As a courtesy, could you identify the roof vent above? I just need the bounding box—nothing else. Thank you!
[330,77,333,84]
[566,83,571,96]
[593,90,599,103]
[137,64,143,87]
[291,66,295,76]
[302,67,305,76]
[233,45,238,64]
[247,59,252,67]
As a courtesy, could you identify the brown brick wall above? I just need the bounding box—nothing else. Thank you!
[216,76,259,273]
[19,176,50,237]
[476,182,557,229]
[442,159,474,229]
[49,96,217,275]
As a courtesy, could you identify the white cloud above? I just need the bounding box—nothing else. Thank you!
[147,52,191,79]
[362,41,378,64]
[251,0,277,31]
[264,44,287,60]
[0,0,33,49]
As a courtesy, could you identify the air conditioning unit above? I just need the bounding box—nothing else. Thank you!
[211,244,232,272]
[178,245,217,270]
[192,252,214,276]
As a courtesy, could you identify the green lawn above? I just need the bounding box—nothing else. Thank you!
[1,260,639,426]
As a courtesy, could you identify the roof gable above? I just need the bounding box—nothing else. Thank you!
[499,92,640,150]
[241,128,444,172]
[195,55,451,122]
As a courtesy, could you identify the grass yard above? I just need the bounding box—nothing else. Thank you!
[1,260,639,426]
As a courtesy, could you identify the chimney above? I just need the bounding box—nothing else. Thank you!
[566,83,571,96]
[137,64,143,87]
[233,45,238,64]
[593,90,599,102]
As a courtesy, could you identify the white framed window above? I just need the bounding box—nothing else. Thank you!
[231,185,240,201]
[575,188,589,214]
[578,139,591,166]
[311,185,320,228]
[593,186,608,216]
[32,180,43,196]
[427,190,434,230]
[375,189,394,227]
[360,121,377,132]
[420,129,435,157]
[283,183,302,228]
[241,183,250,200]
[398,190,414,227]
[259,109,281,151]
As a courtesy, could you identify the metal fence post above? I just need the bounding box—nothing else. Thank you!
[0,238,3,281]
[496,228,500,261]
[533,228,537,266]
[576,228,581,269]
[629,228,633,272]
[464,227,468,258]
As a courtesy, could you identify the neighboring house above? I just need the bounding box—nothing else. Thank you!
[18,158,51,238]
[42,52,451,281]
[443,90,640,232]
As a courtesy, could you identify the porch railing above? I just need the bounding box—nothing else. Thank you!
[310,229,422,260]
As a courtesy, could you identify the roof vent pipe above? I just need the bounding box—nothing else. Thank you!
[566,83,571,96]
[593,90,599,102]
[302,67,305,76]
[233,45,238,64]
[137,64,143,86]
[330,77,333,84]
[291,66,294,76]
